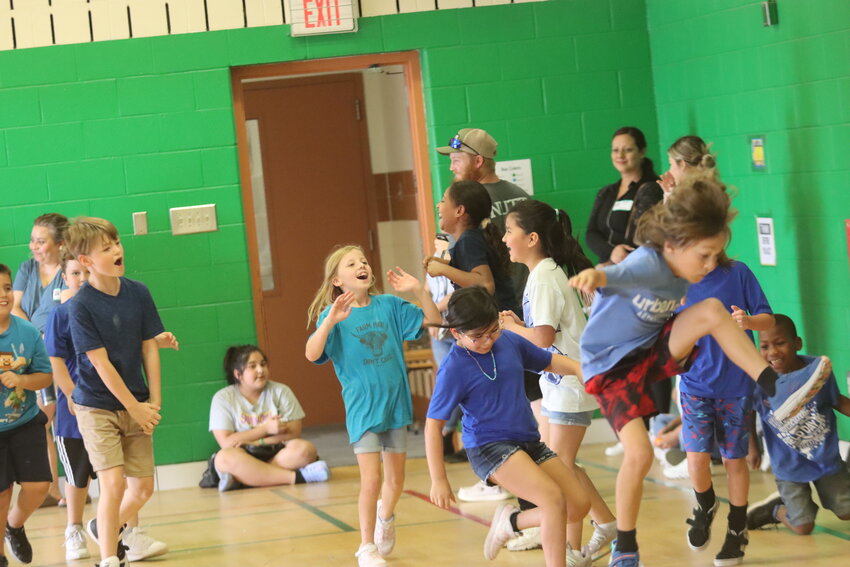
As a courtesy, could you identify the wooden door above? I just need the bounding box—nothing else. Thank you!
[242,74,378,426]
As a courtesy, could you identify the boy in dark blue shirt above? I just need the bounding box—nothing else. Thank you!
[65,218,165,567]
[0,263,53,566]
[748,314,850,535]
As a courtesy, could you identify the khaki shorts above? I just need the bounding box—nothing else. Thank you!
[74,404,154,477]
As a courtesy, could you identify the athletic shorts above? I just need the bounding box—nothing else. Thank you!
[776,467,850,526]
[351,427,407,454]
[467,440,557,483]
[0,411,52,491]
[56,436,97,488]
[75,404,154,477]
[680,393,751,459]
[586,315,698,432]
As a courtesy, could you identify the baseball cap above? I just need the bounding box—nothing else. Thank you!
[436,128,497,159]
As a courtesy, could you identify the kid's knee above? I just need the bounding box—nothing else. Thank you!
[127,480,154,503]
[789,522,814,535]
[286,439,318,466]
[695,297,727,324]
[215,447,242,471]
[623,445,654,473]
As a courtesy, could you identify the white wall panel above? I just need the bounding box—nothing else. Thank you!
[206,0,244,31]
[164,0,208,34]
[360,0,397,18]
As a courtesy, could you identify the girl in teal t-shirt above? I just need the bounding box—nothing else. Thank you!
[306,245,440,567]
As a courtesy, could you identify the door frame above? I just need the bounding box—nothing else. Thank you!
[231,51,435,349]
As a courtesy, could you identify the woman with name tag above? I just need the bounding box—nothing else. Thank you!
[585,126,663,267]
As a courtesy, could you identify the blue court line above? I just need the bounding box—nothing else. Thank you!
[272,488,356,532]
[577,458,850,542]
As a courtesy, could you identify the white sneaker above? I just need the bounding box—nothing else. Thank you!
[64,524,90,560]
[506,526,541,551]
[771,356,831,421]
[567,545,592,567]
[584,520,617,560]
[374,500,395,557]
[123,526,168,561]
[98,556,121,567]
[457,480,512,502]
[662,458,690,480]
[483,503,519,560]
[604,442,625,456]
[355,543,387,567]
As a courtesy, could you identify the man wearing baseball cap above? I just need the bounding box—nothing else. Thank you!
[437,128,528,232]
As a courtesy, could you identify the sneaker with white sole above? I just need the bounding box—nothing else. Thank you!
[567,545,592,567]
[506,526,541,551]
[355,543,386,567]
[86,518,128,566]
[713,527,748,566]
[605,442,625,456]
[584,520,617,561]
[64,524,90,561]
[662,458,691,480]
[746,492,782,530]
[608,545,642,567]
[770,356,831,421]
[483,503,519,560]
[98,556,121,567]
[124,526,168,561]
[686,501,718,550]
[374,500,395,557]
[299,460,331,483]
[458,480,512,502]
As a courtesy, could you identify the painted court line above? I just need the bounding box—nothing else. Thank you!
[404,489,492,527]
[272,488,356,532]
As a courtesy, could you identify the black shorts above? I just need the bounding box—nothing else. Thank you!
[523,370,543,402]
[243,443,286,462]
[56,436,97,488]
[0,411,52,491]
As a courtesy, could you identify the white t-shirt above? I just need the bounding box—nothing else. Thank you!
[209,381,305,433]
[524,258,598,413]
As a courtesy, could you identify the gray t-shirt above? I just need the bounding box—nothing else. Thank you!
[483,179,529,232]
[209,381,305,433]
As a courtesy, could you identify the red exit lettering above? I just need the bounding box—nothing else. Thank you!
[303,0,342,28]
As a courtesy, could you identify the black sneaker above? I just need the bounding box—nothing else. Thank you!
[5,523,32,564]
[86,519,128,565]
[714,528,748,566]
[686,501,718,550]
[747,493,783,530]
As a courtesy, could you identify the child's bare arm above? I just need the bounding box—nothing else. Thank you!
[569,268,606,294]
[305,292,355,361]
[501,311,556,348]
[386,267,442,326]
[730,308,774,332]
[0,370,51,391]
[544,354,582,379]
[87,347,160,434]
[425,257,495,295]
[836,394,850,418]
[141,338,162,408]
[425,417,456,509]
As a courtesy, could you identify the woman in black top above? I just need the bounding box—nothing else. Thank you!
[585,126,663,265]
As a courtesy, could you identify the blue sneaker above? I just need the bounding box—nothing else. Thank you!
[609,546,641,567]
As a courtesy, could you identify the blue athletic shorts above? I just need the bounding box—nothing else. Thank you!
[680,393,751,459]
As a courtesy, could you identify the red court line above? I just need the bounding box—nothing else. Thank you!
[403,489,492,527]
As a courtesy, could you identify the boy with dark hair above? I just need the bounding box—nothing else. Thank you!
[0,263,53,566]
[65,218,166,567]
[748,314,850,534]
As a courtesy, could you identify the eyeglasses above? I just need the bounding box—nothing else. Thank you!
[449,135,480,156]
[460,325,502,344]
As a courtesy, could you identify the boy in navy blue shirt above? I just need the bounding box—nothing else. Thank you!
[0,263,53,566]
[65,218,165,567]
[747,314,850,535]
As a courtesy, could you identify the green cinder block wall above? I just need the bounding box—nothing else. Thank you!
[0,0,658,465]
[647,0,850,437]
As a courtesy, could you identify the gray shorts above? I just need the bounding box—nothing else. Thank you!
[351,427,407,454]
[775,467,850,526]
[541,408,593,427]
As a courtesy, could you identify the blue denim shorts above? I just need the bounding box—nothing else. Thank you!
[541,408,594,427]
[776,467,850,526]
[351,427,408,454]
[466,440,557,483]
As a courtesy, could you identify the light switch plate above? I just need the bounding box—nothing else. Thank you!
[132,211,148,235]
[169,204,218,236]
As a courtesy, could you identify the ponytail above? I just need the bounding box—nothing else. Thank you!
[508,200,593,277]
[448,180,510,276]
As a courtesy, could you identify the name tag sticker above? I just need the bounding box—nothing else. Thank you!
[53,288,62,301]
[612,199,634,212]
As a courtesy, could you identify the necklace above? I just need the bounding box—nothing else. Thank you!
[463,348,497,381]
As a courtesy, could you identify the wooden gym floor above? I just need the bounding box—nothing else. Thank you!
[21,443,850,567]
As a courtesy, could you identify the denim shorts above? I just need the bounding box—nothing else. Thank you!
[775,467,850,526]
[351,427,408,454]
[467,440,557,483]
[541,408,593,427]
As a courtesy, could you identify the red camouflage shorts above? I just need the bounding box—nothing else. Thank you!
[585,315,699,432]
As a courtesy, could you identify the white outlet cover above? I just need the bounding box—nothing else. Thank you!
[169,204,218,236]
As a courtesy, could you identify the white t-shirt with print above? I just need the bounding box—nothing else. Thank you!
[209,381,305,433]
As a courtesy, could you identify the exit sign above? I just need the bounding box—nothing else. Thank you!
[289,0,358,37]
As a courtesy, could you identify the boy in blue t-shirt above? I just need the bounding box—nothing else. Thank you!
[747,314,850,535]
[65,218,166,567]
[0,263,54,566]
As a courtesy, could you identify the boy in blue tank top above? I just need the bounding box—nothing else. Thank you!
[747,314,850,535]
